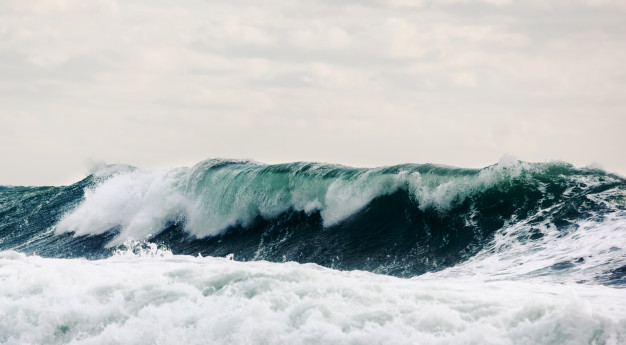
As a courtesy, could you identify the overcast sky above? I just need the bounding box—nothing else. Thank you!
[1,0,625,185]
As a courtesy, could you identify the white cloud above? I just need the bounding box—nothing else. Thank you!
[384,18,426,59]
[385,0,426,9]
[450,71,477,87]
[578,0,626,10]
[3,0,68,13]
[287,25,352,51]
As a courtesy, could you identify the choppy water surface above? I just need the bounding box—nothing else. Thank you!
[1,158,625,344]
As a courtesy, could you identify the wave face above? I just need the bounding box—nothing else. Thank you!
[1,158,626,283]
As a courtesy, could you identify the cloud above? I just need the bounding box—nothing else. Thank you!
[1,0,625,185]
[450,71,477,87]
[3,0,68,13]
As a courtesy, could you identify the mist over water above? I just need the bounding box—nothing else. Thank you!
[1,158,626,344]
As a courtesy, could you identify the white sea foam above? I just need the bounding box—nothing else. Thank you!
[428,196,626,284]
[55,158,538,244]
[0,251,624,345]
[408,156,530,212]
[55,168,192,246]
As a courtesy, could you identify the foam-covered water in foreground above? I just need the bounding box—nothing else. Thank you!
[1,248,625,345]
[1,158,626,344]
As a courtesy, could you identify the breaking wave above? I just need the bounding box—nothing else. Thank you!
[1,157,625,282]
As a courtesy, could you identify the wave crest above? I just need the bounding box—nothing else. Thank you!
[55,157,546,244]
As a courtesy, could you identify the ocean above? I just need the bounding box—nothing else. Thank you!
[1,157,625,344]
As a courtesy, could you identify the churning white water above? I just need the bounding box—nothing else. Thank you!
[1,249,625,345]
